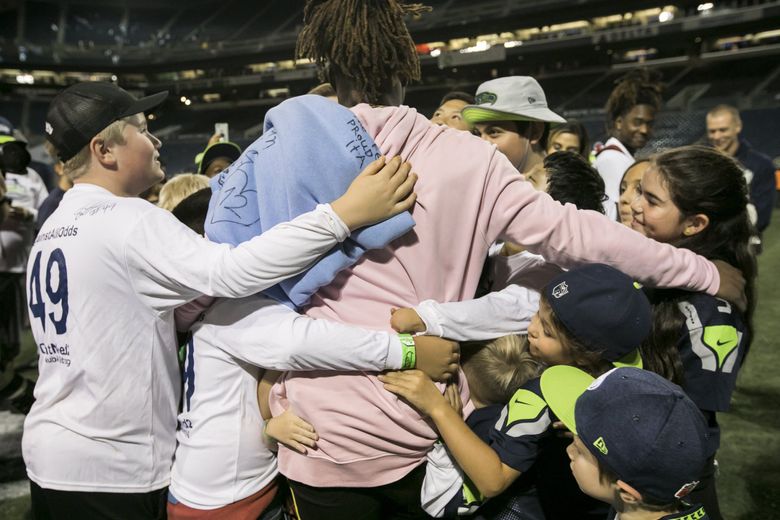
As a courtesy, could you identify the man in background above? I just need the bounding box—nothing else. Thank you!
[707,104,776,235]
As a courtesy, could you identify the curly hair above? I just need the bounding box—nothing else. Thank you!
[297,0,431,104]
[605,69,664,131]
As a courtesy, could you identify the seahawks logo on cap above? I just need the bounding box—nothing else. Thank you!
[45,122,53,135]
[674,480,700,499]
[475,92,497,105]
[552,281,568,299]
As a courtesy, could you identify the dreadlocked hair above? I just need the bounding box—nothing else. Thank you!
[297,0,431,104]
[605,69,664,131]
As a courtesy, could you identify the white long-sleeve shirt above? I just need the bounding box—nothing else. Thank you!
[416,284,539,341]
[170,295,405,509]
[415,251,561,340]
[23,183,350,493]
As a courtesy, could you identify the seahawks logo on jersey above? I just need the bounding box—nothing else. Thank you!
[678,299,743,373]
[495,388,551,438]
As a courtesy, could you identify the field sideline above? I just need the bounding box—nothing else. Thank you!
[1,209,778,518]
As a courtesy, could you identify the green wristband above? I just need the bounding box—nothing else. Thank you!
[399,334,417,369]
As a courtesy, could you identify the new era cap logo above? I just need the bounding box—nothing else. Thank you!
[475,92,498,105]
[45,122,53,135]
[552,282,568,299]
[527,97,536,104]
[593,436,608,455]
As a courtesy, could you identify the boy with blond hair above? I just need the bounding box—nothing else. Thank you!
[24,81,421,519]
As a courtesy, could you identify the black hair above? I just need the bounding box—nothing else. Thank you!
[0,141,31,174]
[439,91,475,106]
[544,151,606,213]
[297,0,431,104]
[639,146,756,383]
[605,69,663,131]
[171,187,212,236]
[548,120,590,157]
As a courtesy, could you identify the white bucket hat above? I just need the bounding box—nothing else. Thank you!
[462,76,566,124]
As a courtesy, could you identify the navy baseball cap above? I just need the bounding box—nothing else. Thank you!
[541,366,709,504]
[544,264,651,364]
[45,82,168,162]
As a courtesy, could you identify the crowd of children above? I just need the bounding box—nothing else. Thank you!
[13,1,764,520]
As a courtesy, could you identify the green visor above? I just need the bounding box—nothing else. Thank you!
[539,365,595,435]
[613,349,643,369]
[461,106,545,125]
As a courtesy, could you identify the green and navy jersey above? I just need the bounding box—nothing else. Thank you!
[443,404,541,518]
[489,377,552,473]
[608,503,708,520]
[677,294,747,454]
[488,377,606,519]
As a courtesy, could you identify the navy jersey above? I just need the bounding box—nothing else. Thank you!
[677,294,747,453]
[489,377,552,473]
[443,405,543,519]
[488,378,607,520]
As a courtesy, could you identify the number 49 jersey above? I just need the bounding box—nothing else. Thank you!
[22,184,184,493]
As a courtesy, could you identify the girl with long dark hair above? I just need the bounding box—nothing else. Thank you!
[630,145,756,520]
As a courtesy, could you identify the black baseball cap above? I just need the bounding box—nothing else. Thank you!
[198,141,242,175]
[45,82,168,162]
[541,366,710,504]
[544,264,651,363]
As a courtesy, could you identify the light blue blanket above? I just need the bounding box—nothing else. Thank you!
[205,95,415,309]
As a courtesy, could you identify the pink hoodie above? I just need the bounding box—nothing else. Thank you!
[269,104,719,487]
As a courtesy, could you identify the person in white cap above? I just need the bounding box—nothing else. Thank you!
[24,81,422,519]
[462,76,566,175]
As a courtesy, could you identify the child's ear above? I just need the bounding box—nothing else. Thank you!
[616,479,643,504]
[91,137,118,169]
[682,213,710,237]
[529,122,545,143]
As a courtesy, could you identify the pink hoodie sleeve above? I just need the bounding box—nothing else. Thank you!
[480,150,720,295]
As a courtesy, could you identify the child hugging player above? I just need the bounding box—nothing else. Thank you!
[381,264,652,518]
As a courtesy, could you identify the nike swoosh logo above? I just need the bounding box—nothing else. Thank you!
[716,339,732,346]
[514,400,531,406]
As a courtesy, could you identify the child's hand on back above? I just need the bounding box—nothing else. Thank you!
[330,156,418,231]
[552,420,574,439]
[378,370,449,417]
[390,307,426,333]
[264,409,318,454]
[443,382,463,416]
[712,259,746,312]
[413,336,460,382]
